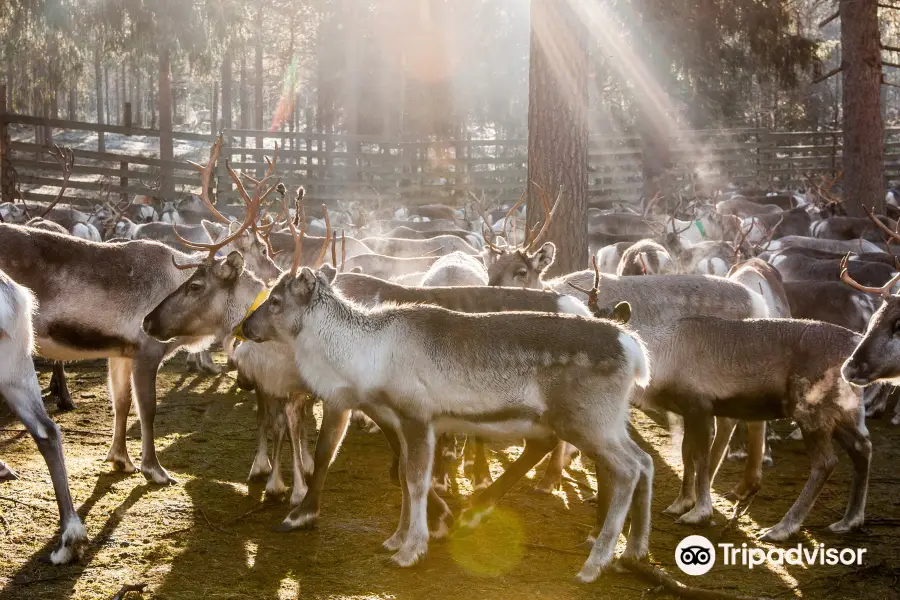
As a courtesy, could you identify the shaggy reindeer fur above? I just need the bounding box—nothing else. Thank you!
[242,266,651,581]
[0,270,87,563]
[616,239,674,276]
[142,257,595,534]
[0,223,225,484]
[597,301,871,540]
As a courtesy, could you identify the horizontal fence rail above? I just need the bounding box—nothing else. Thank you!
[2,109,900,211]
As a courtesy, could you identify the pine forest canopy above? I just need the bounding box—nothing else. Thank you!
[5,0,886,138]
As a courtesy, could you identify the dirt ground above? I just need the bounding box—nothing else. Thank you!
[1,356,899,600]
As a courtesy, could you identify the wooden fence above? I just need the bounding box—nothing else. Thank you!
[3,102,900,211]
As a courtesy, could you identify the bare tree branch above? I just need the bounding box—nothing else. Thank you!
[813,64,844,84]
[819,10,840,27]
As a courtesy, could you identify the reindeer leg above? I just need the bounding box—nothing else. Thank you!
[576,438,641,583]
[131,351,175,485]
[276,405,351,531]
[728,420,765,503]
[663,418,697,516]
[0,458,17,481]
[828,412,871,534]
[248,390,272,482]
[534,441,578,494]
[196,349,223,375]
[459,436,558,529]
[391,418,434,567]
[51,362,76,411]
[284,395,310,506]
[760,426,836,541]
[677,415,715,525]
[266,410,288,499]
[621,436,654,562]
[3,375,86,564]
[432,434,451,495]
[106,357,137,474]
[472,437,493,490]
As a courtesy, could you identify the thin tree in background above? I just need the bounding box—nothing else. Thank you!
[525,0,590,276]
[841,0,884,215]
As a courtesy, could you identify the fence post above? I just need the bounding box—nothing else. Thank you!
[0,84,15,203]
[120,102,131,203]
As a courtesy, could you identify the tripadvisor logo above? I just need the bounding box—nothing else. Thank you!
[676,535,716,576]
[675,535,868,576]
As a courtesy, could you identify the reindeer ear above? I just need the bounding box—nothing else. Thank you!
[319,264,338,284]
[212,251,245,282]
[201,219,226,242]
[531,242,556,272]
[290,267,318,297]
[610,301,632,324]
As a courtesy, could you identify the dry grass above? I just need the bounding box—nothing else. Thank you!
[1,357,899,599]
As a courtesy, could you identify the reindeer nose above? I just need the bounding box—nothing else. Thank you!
[141,315,156,336]
[841,359,871,386]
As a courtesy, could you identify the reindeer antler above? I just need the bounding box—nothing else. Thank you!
[38,145,75,218]
[839,253,900,298]
[524,183,563,252]
[752,214,784,253]
[863,205,900,244]
[171,142,273,269]
[567,256,601,313]
[185,135,232,224]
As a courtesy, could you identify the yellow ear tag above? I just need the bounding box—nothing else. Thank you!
[233,288,270,342]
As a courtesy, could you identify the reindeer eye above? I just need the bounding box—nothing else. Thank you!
[514,269,527,279]
[188,280,204,293]
[269,296,282,310]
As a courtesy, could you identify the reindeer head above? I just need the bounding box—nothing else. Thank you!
[0,202,28,224]
[242,205,335,344]
[143,251,257,341]
[840,208,900,385]
[479,185,562,289]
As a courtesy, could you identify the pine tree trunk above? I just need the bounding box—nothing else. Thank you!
[254,6,265,175]
[524,0,589,277]
[104,65,110,130]
[221,48,233,130]
[95,48,104,152]
[240,50,249,159]
[159,46,175,200]
[135,68,143,126]
[211,82,219,135]
[841,0,883,215]
[68,84,76,120]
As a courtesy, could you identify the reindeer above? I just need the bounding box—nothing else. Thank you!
[240,261,652,581]
[581,283,871,539]
[0,269,87,563]
[483,204,773,501]
[840,224,900,425]
[616,239,674,276]
[360,235,479,258]
[767,235,884,255]
[140,201,610,537]
[0,137,277,484]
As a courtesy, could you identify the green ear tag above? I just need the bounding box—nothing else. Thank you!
[695,221,707,239]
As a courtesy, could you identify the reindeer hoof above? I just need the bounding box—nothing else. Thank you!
[108,456,138,474]
[758,525,793,542]
[142,466,176,485]
[390,547,426,568]
[827,518,863,534]
[676,506,713,525]
[0,468,18,482]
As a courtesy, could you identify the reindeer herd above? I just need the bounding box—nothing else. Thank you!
[2,138,900,582]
